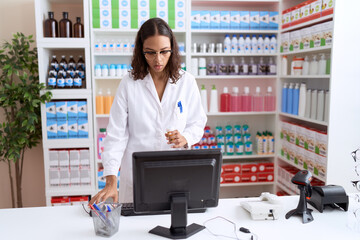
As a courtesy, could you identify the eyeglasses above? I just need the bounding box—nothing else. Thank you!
[352,181,360,191]
[351,148,360,162]
[143,50,172,61]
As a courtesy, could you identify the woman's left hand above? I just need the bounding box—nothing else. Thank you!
[165,130,188,148]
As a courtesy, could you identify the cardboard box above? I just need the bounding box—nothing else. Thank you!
[67,101,78,120]
[47,120,57,139]
[301,27,311,49]
[321,0,334,16]
[46,102,56,120]
[305,127,316,152]
[80,149,90,166]
[290,30,301,51]
[78,119,89,138]
[51,196,70,206]
[258,172,274,182]
[311,24,322,48]
[315,130,327,156]
[49,167,60,186]
[57,120,68,139]
[309,0,322,20]
[49,150,59,168]
[200,11,210,29]
[191,11,200,29]
[230,11,240,29]
[59,167,70,186]
[80,166,91,185]
[258,162,274,172]
[321,21,333,46]
[175,0,186,30]
[222,164,241,173]
[70,196,89,205]
[220,11,230,29]
[282,8,292,29]
[241,173,258,183]
[290,5,301,25]
[210,11,220,29]
[55,102,67,120]
[250,11,259,30]
[240,11,250,29]
[221,173,241,183]
[241,163,258,173]
[269,11,278,30]
[70,167,81,186]
[58,150,69,168]
[77,101,88,119]
[259,11,269,30]
[281,32,290,52]
[68,120,78,139]
[69,150,80,167]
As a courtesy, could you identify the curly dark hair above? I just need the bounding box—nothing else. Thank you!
[131,18,181,83]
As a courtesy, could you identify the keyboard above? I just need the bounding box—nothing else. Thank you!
[121,202,206,216]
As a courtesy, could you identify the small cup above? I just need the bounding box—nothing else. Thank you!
[91,203,122,237]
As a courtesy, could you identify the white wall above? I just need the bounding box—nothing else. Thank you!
[326,0,360,193]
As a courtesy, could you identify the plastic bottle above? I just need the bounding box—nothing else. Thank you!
[217,57,228,75]
[94,39,101,53]
[73,17,84,38]
[101,64,109,77]
[310,89,318,119]
[305,89,312,118]
[109,64,116,77]
[264,86,276,111]
[200,85,208,113]
[298,83,307,117]
[229,57,239,75]
[50,55,59,71]
[302,56,309,75]
[281,83,288,113]
[95,64,102,77]
[238,35,245,54]
[326,54,331,75]
[231,34,238,53]
[108,39,115,52]
[59,12,72,38]
[44,11,58,37]
[239,57,248,75]
[249,57,257,75]
[264,35,270,54]
[241,86,252,112]
[244,34,251,54]
[257,34,264,53]
[104,88,114,114]
[258,57,266,75]
[224,34,231,53]
[255,132,263,155]
[226,140,234,156]
[96,89,104,114]
[324,90,330,122]
[281,56,288,76]
[220,87,231,112]
[235,140,244,155]
[309,55,318,75]
[253,86,264,112]
[245,141,253,155]
[270,34,277,53]
[316,90,325,121]
[97,128,107,159]
[267,57,276,75]
[207,57,217,75]
[292,83,300,115]
[318,54,326,75]
[59,55,68,70]
[251,35,258,54]
[230,87,239,112]
[123,39,129,53]
[287,83,293,114]
[115,39,123,52]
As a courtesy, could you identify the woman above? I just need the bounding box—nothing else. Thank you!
[90,18,207,204]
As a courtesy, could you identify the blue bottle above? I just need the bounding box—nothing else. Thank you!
[287,83,293,114]
[292,83,300,115]
[281,83,288,113]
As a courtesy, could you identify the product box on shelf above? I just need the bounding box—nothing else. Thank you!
[258,162,274,173]
[67,101,78,119]
[191,11,200,29]
[230,11,240,30]
[290,30,301,51]
[222,164,241,174]
[249,11,259,30]
[55,102,67,121]
[320,21,333,46]
[311,24,322,48]
[259,11,269,30]
[210,11,220,29]
[300,27,311,49]
[241,163,257,174]
[222,173,241,184]
[300,1,311,22]
[70,150,80,166]
[49,150,59,168]
[282,7,292,29]
[57,120,68,139]
[269,11,278,30]
[60,167,71,186]
[99,0,112,29]
[200,11,210,29]
[309,0,322,20]
[58,150,70,168]
[220,11,230,29]
[80,149,90,166]
[241,173,257,183]
[175,0,186,30]
[315,153,326,178]
[290,5,301,24]
[138,0,150,28]
[280,32,290,52]
[70,167,81,186]
[119,0,131,29]
[49,167,60,186]
[156,0,168,24]
[46,102,56,120]
[258,172,274,182]
[69,196,89,205]
[77,101,88,119]
[68,120,78,138]
[51,196,71,206]
[304,127,316,152]
[47,120,57,139]
[315,130,327,156]
[80,166,91,185]
[240,11,250,30]
[78,119,89,138]
[321,0,334,16]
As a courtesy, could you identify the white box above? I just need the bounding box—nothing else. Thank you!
[119,0,131,29]
[138,0,149,27]
[249,11,259,30]
[157,0,168,23]
[175,0,186,30]
[269,11,278,30]
[55,102,67,120]
[47,120,57,139]
[59,168,70,186]
[49,150,59,168]
[80,149,90,166]
[77,101,88,119]
[210,11,220,29]
[69,150,80,167]
[67,101,78,120]
[301,27,311,49]
[78,119,89,138]
[220,11,230,29]
[240,11,249,29]
[80,167,91,185]
[315,130,327,156]
[200,11,210,29]
[70,167,80,186]
[57,120,68,139]
[49,168,60,186]
[321,21,333,46]
[281,32,289,52]
[315,154,327,178]
[46,102,56,120]
[100,0,112,29]
[311,24,322,48]
[230,11,240,30]
[290,30,301,51]
[191,11,200,29]
[58,150,69,168]
[259,11,269,30]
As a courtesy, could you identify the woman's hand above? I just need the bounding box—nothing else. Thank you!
[165,130,188,148]
[89,175,118,205]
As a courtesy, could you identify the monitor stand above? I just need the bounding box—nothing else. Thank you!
[149,194,205,239]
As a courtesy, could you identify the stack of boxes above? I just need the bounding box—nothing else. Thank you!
[46,101,89,139]
[92,0,186,30]
[191,10,278,30]
[279,120,327,179]
[49,149,91,187]
[220,162,274,184]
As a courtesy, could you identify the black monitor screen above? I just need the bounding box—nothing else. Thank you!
[132,149,222,239]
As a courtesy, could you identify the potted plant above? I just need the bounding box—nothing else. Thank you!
[0,33,52,208]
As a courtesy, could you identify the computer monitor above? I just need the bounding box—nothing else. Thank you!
[132,149,222,239]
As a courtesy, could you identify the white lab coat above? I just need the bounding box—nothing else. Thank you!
[102,70,207,203]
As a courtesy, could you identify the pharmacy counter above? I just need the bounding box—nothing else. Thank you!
[0,195,359,240]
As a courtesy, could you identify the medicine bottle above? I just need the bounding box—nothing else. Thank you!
[59,12,72,37]
[44,11,58,37]
[74,17,84,38]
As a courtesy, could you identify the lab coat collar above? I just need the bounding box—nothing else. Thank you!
[143,73,175,106]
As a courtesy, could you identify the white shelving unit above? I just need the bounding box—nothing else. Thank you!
[35,0,96,206]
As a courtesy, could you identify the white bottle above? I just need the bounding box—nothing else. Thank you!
[324,90,330,122]
[101,39,108,52]
[270,34,277,53]
[123,39,129,53]
[309,55,318,75]
[310,89,318,119]
[238,35,245,54]
[305,89,312,118]
[94,39,101,53]
[224,34,231,53]
[245,34,251,54]
[298,83,307,117]
[257,34,264,54]
[316,90,325,121]
[200,85,208,113]
[302,55,310,75]
[231,34,238,54]
[115,39,123,52]
[108,39,115,52]
[251,35,258,54]
[318,54,326,75]
[209,85,219,113]
[264,35,270,54]
[281,56,288,76]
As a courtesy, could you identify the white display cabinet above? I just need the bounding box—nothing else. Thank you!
[35,0,96,206]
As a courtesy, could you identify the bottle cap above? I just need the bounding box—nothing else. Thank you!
[256,86,260,93]
[244,86,250,94]
[100,128,107,132]
[223,87,228,93]
[267,86,272,92]
[233,87,239,93]
[212,85,216,90]
[201,84,206,90]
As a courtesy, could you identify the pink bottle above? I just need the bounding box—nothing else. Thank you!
[97,128,107,159]
[220,87,231,112]
[241,86,252,112]
[230,87,239,112]
[253,86,264,112]
[264,86,276,111]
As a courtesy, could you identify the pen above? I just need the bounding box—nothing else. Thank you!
[178,101,182,113]
[89,204,108,225]
[92,203,112,227]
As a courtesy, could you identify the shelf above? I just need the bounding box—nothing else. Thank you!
[195,75,277,79]
[277,155,326,182]
[220,181,274,187]
[42,89,92,99]
[44,139,93,149]
[37,38,90,48]
[94,52,186,57]
[207,111,276,116]
[46,186,95,197]
[92,29,186,33]
[191,29,278,34]
[280,75,330,79]
[192,53,278,57]
[223,154,275,160]
[192,0,279,3]
[280,46,332,56]
[281,14,333,33]
[276,181,297,195]
[94,76,122,80]
[279,112,328,126]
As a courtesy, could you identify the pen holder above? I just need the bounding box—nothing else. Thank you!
[91,203,122,237]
